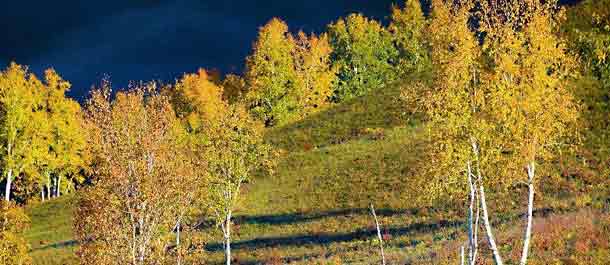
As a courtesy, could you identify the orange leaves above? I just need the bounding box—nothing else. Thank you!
[0,201,31,264]
[175,68,227,130]
[78,85,203,264]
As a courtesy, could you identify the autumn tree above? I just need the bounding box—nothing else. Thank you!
[173,68,227,130]
[36,69,87,200]
[479,1,579,263]
[172,69,271,265]
[389,0,430,76]
[245,18,300,126]
[0,63,44,202]
[294,31,336,115]
[0,201,31,265]
[76,84,206,265]
[205,105,270,265]
[419,1,578,264]
[328,13,399,102]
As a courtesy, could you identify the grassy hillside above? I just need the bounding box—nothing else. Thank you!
[24,195,79,265]
[22,82,610,264]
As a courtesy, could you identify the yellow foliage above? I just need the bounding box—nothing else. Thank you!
[294,31,336,114]
[0,201,31,265]
[175,68,227,129]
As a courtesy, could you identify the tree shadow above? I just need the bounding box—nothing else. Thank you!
[32,239,79,251]
[196,207,412,230]
[204,219,461,252]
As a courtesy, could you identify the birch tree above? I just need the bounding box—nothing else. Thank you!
[172,69,271,265]
[28,69,88,201]
[245,18,299,126]
[419,1,579,264]
[206,106,270,265]
[389,0,429,76]
[328,13,399,102]
[76,84,204,265]
[478,1,579,263]
[294,31,336,115]
[0,63,43,202]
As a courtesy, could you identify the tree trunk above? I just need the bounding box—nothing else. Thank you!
[41,188,45,201]
[224,211,232,265]
[520,162,535,265]
[479,185,504,265]
[47,174,51,200]
[467,163,477,265]
[176,219,181,265]
[4,169,12,201]
[370,204,386,265]
[56,175,61,197]
[53,177,57,198]
[461,245,465,265]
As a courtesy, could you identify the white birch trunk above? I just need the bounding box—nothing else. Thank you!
[47,174,51,200]
[479,185,504,265]
[53,177,57,198]
[467,163,476,265]
[520,162,535,265]
[176,219,181,265]
[4,169,12,201]
[461,245,465,265]
[224,211,232,265]
[370,204,386,265]
[56,175,61,197]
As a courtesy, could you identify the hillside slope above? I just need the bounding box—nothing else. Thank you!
[23,82,610,264]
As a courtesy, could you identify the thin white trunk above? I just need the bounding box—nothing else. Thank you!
[4,169,12,201]
[224,211,232,265]
[520,162,535,265]
[47,174,51,200]
[176,219,181,265]
[467,163,476,265]
[53,177,57,198]
[41,187,45,201]
[480,185,504,265]
[56,175,61,197]
[461,245,465,265]
[473,194,480,263]
[370,204,386,265]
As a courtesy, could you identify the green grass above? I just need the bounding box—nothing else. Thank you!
[24,195,79,265]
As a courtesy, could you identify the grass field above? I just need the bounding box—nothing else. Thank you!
[22,83,610,264]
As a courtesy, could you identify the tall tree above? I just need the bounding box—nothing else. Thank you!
[205,105,270,265]
[294,31,336,115]
[173,70,271,265]
[479,1,579,263]
[328,13,399,102]
[40,69,87,199]
[389,0,430,76]
[245,18,299,126]
[0,63,44,201]
[76,84,205,265]
[418,0,578,264]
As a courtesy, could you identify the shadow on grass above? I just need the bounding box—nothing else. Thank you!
[196,207,410,230]
[205,219,462,252]
[234,208,405,226]
[32,240,79,251]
